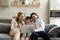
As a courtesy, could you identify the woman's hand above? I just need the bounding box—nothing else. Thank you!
[20,26,24,33]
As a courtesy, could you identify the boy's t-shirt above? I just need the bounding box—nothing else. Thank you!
[22,24,35,37]
[31,18,45,32]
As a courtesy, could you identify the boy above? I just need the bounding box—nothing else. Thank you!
[21,16,34,40]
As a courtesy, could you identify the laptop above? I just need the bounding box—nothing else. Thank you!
[23,25,34,33]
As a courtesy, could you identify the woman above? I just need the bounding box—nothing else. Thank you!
[9,12,24,40]
[30,12,50,40]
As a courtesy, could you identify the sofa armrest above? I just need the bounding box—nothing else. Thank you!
[48,26,60,37]
[45,24,57,32]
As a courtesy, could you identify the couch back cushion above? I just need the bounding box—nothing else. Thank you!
[45,24,57,32]
[0,23,57,33]
[0,23,11,33]
[0,20,11,24]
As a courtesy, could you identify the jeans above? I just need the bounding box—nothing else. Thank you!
[30,31,50,40]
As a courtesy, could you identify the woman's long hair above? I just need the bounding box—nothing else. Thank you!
[16,12,23,26]
[30,12,39,19]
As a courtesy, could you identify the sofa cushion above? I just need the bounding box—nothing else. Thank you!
[38,37,60,40]
[45,24,57,32]
[50,38,60,40]
[0,34,12,40]
[0,23,11,33]
[38,37,43,40]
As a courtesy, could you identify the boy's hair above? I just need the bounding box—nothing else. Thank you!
[25,16,31,20]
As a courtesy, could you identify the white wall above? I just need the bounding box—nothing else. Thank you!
[0,0,49,24]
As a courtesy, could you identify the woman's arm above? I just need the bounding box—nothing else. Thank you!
[11,19,16,31]
[11,19,20,31]
[34,19,45,32]
[40,20,45,31]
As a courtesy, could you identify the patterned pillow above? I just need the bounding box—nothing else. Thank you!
[48,26,60,37]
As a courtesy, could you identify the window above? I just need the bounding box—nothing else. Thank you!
[56,0,60,9]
